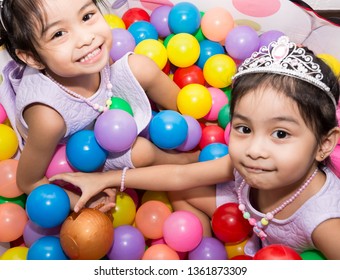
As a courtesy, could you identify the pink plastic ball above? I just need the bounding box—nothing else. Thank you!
[224,122,231,145]
[0,103,7,123]
[45,145,75,178]
[204,87,229,121]
[163,210,203,252]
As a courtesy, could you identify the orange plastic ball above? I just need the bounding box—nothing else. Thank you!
[0,159,23,198]
[60,208,114,260]
[142,244,180,260]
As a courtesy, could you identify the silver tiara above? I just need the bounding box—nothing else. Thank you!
[233,36,337,108]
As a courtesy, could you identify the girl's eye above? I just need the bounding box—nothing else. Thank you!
[83,13,94,22]
[52,31,64,39]
[272,130,288,139]
[236,126,251,134]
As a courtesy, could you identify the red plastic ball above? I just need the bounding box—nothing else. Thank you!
[230,255,253,260]
[211,202,252,244]
[122,8,150,29]
[173,65,205,88]
[253,244,302,260]
[199,125,226,150]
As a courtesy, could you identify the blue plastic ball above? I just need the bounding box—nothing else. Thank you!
[26,184,70,228]
[127,20,158,45]
[66,130,108,172]
[199,143,229,162]
[27,236,68,260]
[149,110,188,149]
[196,39,225,69]
[168,2,201,34]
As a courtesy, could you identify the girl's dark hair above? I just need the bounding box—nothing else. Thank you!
[0,0,105,65]
[230,48,340,166]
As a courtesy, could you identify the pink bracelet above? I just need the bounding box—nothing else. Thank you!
[120,167,129,192]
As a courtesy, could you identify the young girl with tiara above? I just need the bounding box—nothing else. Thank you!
[0,0,198,211]
[51,36,340,259]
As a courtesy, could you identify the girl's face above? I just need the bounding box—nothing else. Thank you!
[33,0,112,79]
[228,87,320,192]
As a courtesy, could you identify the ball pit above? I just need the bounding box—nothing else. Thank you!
[1,1,340,261]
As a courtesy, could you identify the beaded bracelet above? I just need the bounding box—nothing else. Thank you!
[120,167,129,192]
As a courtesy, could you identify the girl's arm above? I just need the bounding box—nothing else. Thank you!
[49,155,234,212]
[128,54,180,111]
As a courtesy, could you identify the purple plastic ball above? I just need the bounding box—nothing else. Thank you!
[94,109,137,153]
[23,220,61,247]
[188,237,227,260]
[259,30,285,48]
[150,5,172,38]
[176,115,202,151]
[225,26,260,61]
[110,28,136,61]
[107,225,145,260]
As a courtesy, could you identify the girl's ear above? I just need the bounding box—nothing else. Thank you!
[317,127,340,161]
[15,49,45,70]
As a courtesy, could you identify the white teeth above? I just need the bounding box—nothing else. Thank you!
[80,48,100,62]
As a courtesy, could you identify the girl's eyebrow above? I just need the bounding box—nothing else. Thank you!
[41,0,94,36]
[233,112,299,124]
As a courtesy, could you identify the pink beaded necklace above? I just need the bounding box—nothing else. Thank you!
[45,65,113,113]
[237,168,319,240]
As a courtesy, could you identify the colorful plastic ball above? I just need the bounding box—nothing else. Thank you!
[109,97,133,116]
[0,159,23,198]
[135,200,172,240]
[107,225,145,260]
[128,20,158,45]
[27,236,68,260]
[142,244,179,260]
[111,192,136,228]
[204,87,229,121]
[201,7,234,42]
[66,130,108,172]
[150,5,172,38]
[0,202,28,242]
[225,237,249,259]
[211,202,252,244]
[168,2,201,34]
[25,184,70,228]
[259,30,285,48]
[218,103,231,129]
[300,249,327,260]
[177,84,212,119]
[163,210,203,252]
[134,39,168,69]
[0,246,28,260]
[173,65,205,88]
[0,124,19,160]
[0,103,7,123]
[225,26,260,61]
[203,54,237,88]
[60,208,114,260]
[149,110,188,149]
[199,143,229,162]
[163,33,174,48]
[110,28,136,61]
[0,194,26,209]
[196,39,225,69]
[188,236,227,260]
[230,254,253,260]
[104,14,126,29]
[176,115,202,152]
[45,144,75,179]
[94,109,137,153]
[224,122,231,145]
[123,188,139,208]
[199,125,226,150]
[121,7,150,29]
[23,219,60,248]
[167,33,200,68]
[141,190,172,211]
[253,244,302,260]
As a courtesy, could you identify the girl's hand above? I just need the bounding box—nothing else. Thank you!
[49,172,115,212]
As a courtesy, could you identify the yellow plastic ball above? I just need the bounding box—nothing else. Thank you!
[104,14,126,29]
[0,246,28,260]
[111,192,136,228]
[203,54,237,88]
[134,39,168,69]
[177,84,212,119]
[0,124,19,160]
[317,53,340,77]
[167,33,200,68]
[141,190,173,212]
[225,238,248,259]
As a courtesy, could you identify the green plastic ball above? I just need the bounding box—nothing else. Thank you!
[109,97,134,116]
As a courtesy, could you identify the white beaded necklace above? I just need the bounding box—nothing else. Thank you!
[237,168,318,240]
[45,65,113,113]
